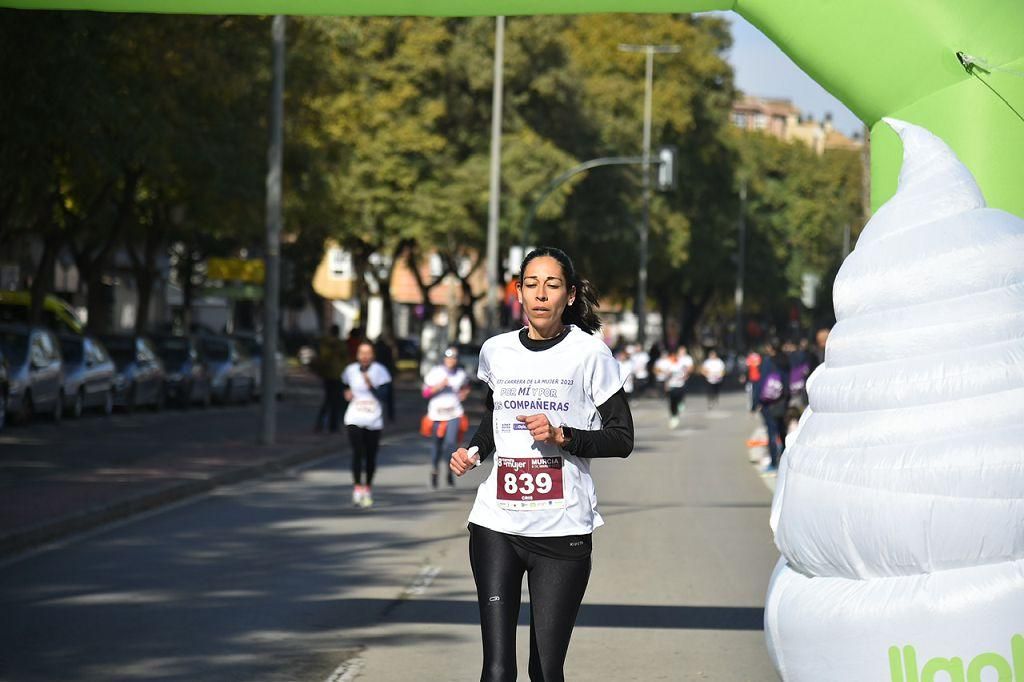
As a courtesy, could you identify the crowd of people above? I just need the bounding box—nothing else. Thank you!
[609,329,829,477]
[741,330,829,476]
[613,341,729,424]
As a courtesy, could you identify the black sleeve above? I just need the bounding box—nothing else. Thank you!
[468,388,635,461]
[468,389,496,462]
[368,382,394,420]
[562,388,634,459]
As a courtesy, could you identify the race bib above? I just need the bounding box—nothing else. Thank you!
[353,398,379,414]
[496,456,565,510]
[434,405,457,420]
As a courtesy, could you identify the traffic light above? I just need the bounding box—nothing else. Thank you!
[656,145,677,191]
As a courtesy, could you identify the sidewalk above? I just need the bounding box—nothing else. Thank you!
[0,370,435,558]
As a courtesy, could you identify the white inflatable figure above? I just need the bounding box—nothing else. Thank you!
[765,119,1024,682]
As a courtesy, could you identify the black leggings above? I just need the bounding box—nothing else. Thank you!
[667,386,687,416]
[469,524,591,682]
[347,425,381,485]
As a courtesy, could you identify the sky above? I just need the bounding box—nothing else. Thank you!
[707,11,864,138]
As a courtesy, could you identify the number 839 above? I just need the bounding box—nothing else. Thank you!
[503,472,553,496]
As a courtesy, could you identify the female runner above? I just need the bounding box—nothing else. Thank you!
[422,345,471,489]
[342,341,393,508]
[451,247,635,682]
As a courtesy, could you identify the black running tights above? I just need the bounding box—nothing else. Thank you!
[469,523,591,682]
[346,425,381,485]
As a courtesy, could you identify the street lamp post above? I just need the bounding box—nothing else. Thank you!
[484,16,505,337]
[735,178,747,353]
[618,43,679,347]
[261,14,285,446]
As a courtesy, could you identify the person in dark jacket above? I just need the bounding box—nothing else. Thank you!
[314,324,348,433]
[759,341,791,474]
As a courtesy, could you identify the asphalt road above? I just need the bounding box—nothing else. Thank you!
[0,390,780,682]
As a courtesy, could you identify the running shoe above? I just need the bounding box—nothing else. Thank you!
[669,416,680,430]
[360,488,374,508]
[352,485,364,506]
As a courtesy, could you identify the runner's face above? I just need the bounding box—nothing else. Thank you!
[357,344,374,368]
[518,256,575,334]
[444,353,458,370]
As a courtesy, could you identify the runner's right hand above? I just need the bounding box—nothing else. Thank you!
[450,446,480,477]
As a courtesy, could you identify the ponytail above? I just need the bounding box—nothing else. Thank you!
[519,246,602,335]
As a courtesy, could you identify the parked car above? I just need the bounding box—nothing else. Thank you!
[0,345,9,431]
[395,337,421,373]
[0,323,65,423]
[198,336,256,404]
[232,333,286,400]
[0,291,84,334]
[99,334,166,411]
[58,334,115,418]
[153,334,211,408]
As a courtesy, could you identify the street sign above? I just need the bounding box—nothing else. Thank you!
[656,145,677,191]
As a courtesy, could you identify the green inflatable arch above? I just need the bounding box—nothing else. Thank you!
[6,0,1024,219]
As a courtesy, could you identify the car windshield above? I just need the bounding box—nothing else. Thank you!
[60,338,84,364]
[0,331,29,366]
[235,337,261,356]
[201,340,230,362]
[157,340,191,369]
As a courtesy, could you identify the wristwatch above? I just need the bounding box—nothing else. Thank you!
[559,425,574,447]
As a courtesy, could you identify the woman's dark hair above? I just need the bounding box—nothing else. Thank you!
[519,246,602,335]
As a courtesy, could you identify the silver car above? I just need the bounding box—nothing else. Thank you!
[0,324,65,423]
[199,336,256,404]
[59,334,116,418]
[233,333,286,400]
[100,334,167,412]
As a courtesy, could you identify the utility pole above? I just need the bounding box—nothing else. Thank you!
[484,16,505,336]
[261,14,285,446]
[618,43,679,346]
[735,179,747,352]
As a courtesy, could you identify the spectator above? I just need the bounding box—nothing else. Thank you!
[744,348,763,413]
[758,341,791,475]
[313,324,348,434]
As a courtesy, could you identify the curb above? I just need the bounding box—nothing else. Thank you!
[0,440,344,559]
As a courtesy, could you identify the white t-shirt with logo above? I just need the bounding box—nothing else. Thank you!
[467,326,625,537]
[342,362,392,430]
[703,357,726,384]
[656,354,694,389]
[424,365,468,422]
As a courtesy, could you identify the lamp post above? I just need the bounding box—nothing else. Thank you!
[618,43,679,346]
[484,16,506,336]
[261,14,285,446]
[735,178,747,353]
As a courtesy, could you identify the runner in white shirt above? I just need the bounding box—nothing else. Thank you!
[422,346,471,489]
[629,344,650,396]
[700,348,726,409]
[341,341,393,508]
[655,344,694,429]
[449,247,634,682]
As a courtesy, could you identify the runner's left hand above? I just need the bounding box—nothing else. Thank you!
[516,414,566,447]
